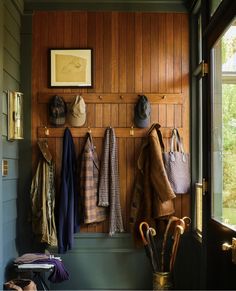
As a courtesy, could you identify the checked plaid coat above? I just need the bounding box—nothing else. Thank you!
[80,133,107,224]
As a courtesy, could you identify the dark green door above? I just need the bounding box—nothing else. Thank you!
[202,1,236,289]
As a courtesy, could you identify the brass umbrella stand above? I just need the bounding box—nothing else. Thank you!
[139,216,191,290]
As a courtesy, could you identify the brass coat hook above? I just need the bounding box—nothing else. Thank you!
[44,126,49,136]
[130,125,134,136]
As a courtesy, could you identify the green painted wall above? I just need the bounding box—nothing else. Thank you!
[0,0,4,287]
[49,234,153,290]
[0,0,24,285]
[24,0,187,12]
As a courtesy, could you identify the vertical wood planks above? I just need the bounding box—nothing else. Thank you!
[103,12,112,93]
[32,11,190,234]
[87,12,97,93]
[119,13,127,93]
[95,104,103,127]
[118,104,127,127]
[158,13,166,93]
[126,13,135,93]
[134,13,143,93]
[151,14,159,93]
[119,138,127,229]
[142,13,151,93]
[126,138,135,231]
[166,14,174,93]
[95,13,104,93]
[173,14,182,94]
[103,104,111,127]
[111,12,119,93]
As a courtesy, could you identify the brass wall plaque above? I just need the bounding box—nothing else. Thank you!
[8,91,24,141]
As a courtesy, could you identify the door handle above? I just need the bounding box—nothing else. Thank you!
[222,238,236,264]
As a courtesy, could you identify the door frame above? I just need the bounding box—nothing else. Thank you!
[201,0,236,289]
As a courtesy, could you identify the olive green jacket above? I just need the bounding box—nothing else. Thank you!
[31,157,57,246]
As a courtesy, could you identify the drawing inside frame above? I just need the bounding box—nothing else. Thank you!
[50,49,92,87]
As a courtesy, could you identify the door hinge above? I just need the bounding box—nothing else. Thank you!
[193,60,208,77]
[201,61,208,77]
[202,178,208,194]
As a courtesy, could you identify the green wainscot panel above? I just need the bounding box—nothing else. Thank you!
[49,234,153,290]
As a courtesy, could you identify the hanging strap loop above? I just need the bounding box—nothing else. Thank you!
[170,128,186,162]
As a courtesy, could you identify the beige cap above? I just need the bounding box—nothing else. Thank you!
[68,95,86,127]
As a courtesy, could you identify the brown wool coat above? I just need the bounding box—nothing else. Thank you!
[130,124,176,243]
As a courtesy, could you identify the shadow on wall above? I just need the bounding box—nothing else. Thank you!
[173,233,202,290]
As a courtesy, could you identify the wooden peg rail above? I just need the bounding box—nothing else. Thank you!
[37,92,183,104]
[38,127,183,138]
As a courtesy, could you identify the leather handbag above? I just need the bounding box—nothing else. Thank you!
[4,279,37,291]
[163,128,190,194]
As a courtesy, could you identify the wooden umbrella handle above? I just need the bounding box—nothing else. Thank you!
[139,221,149,246]
[161,216,179,272]
[169,225,184,272]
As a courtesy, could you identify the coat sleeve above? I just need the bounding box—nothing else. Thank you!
[98,128,110,207]
[149,133,176,202]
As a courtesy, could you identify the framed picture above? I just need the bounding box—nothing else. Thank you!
[50,49,92,87]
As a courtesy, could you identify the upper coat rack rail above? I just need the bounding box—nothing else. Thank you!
[37,127,183,138]
[37,93,183,104]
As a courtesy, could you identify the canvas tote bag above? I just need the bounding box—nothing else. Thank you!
[163,128,190,194]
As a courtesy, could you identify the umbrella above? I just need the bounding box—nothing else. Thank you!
[146,227,160,272]
[169,216,191,272]
[169,224,184,272]
[139,222,158,272]
[161,216,179,272]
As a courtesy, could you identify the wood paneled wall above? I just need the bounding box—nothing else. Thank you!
[32,11,190,233]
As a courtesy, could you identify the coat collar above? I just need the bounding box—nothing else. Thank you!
[85,133,99,170]
[137,123,164,171]
[37,140,52,163]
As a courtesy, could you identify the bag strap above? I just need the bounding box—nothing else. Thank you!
[157,128,165,152]
[71,95,80,107]
[170,128,187,162]
[170,128,185,154]
[75,95,80,104]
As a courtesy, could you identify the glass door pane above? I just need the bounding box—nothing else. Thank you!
[210,0,223,16]
[211,20,236,230]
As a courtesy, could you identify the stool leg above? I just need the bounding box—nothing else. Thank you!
[33,273,50,291]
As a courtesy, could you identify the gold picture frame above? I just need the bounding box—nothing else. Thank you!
[50,49,92,87]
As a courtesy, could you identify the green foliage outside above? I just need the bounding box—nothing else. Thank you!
[222,84,236,209]
[221,34,236,225]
